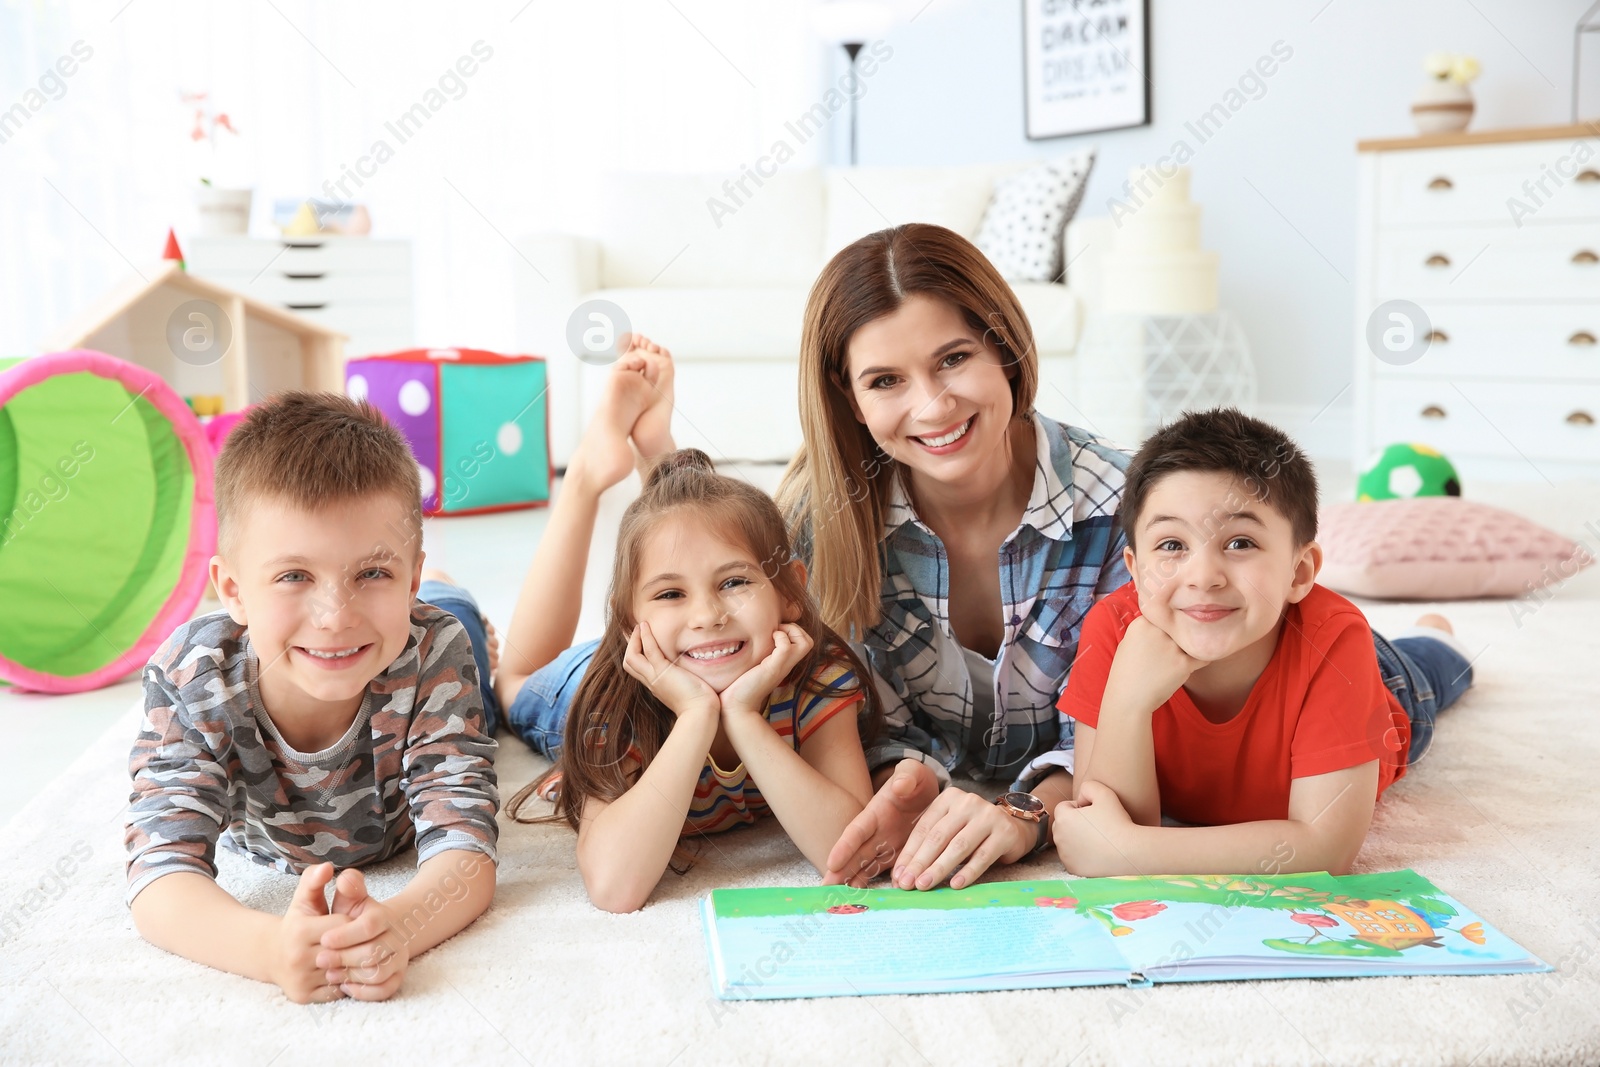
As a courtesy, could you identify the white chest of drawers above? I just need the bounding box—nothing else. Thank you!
[1354,124,1600,481]
[186,236,414,362]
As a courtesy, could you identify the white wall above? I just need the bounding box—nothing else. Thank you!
[853,0,1596,434]
[5,0,1593,455]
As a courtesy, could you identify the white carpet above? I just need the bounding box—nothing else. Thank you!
[3,495,1600,1064]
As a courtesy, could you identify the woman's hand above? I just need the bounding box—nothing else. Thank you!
[622,621,720,721]
[891,787,1038,891]
[720,624,812,716]
[821,759,941,888]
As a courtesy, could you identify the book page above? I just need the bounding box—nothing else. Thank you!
[1063,870,1547,980]
[705,881,1130,998]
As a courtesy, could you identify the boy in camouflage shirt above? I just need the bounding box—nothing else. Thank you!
[126,392,500,1004]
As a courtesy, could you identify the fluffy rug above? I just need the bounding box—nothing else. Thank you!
[1,581,1598,1065]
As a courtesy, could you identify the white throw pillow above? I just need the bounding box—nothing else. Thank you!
[974,150,1096,284]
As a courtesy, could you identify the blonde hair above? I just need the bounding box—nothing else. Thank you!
[508,449,879,858]
[213,390,422,556]
[775,224,1039,636]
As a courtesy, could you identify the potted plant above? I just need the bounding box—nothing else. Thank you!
[1411,53,1481,134]
[183,91,251,235]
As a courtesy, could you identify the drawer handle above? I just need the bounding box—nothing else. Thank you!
[1420,405,1447,419]
[1427,176,1454,190]
[1424,253,1451,268]
[1574,250,1600,265]
[1577,169,1600,183]
[284,272,326,280]
[285,302,327,311]
[1568,411,1596,426]
[1425,329,1449,343]
[1570,331,1597,346]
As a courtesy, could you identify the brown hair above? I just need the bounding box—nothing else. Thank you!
[507,449,879,858]
[775,223,1039,637]
[214,390,422,556]
[1122,407,1320,549]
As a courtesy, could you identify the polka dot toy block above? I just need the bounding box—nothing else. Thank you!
[345,348,550,516]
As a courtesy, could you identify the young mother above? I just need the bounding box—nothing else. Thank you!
[776,223,1130,892]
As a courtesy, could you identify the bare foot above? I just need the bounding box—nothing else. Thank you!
[821,759,942,888]
[1415,613,1453,635]
[567,355,654,494]
[627,335,677,471]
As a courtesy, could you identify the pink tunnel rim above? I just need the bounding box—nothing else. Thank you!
[0,350,216,694]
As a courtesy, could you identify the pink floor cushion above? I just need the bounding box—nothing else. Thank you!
[1319,497,1593,600]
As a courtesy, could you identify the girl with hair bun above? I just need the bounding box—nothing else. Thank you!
[497,338,877,913]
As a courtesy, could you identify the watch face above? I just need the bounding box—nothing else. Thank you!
[1002,791,1044,815]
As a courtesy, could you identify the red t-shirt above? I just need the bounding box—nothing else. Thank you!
[1058,582,1407,826]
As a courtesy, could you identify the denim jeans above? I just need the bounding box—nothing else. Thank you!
[416,579,502,736]
[504,638,600,759]
[1373,627,1474,766]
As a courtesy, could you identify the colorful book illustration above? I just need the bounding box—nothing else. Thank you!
[700,869,1548,999]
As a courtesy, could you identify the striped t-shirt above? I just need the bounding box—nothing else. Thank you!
[677,659,863,836]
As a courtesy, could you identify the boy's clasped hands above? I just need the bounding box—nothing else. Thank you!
[274,862,408,1004]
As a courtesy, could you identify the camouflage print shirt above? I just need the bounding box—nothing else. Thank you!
[125,604,499,905]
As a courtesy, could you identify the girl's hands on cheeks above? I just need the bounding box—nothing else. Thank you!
[720,624,812,716]
[890,789,1036,891]
[623,622,720,721]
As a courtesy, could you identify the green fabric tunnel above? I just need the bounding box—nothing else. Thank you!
[0,350,215,693]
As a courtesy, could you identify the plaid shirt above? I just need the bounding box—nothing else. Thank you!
[857,414,1130,788]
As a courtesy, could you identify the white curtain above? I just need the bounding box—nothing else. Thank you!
[0,0,833,358]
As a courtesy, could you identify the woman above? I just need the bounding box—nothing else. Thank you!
[775,223,1130,892]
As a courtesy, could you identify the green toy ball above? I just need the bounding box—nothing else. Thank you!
[1357,443,1462,501]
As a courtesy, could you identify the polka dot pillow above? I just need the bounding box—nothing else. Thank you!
[974,149,1096,284]
[1318,498,1592,600]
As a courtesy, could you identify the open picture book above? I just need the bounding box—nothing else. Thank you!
[700,869,1548,1000]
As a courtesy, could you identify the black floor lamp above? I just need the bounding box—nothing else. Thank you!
[813,1,892,166]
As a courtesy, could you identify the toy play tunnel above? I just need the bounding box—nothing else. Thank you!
[0,351,215,693]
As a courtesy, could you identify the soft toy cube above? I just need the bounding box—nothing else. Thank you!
[345,348,549,516]
[1357,442,1461,502]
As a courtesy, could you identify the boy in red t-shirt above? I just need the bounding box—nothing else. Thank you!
[1042,408,1473,877]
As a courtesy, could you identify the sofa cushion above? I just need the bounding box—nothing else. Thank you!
[1318,497,1593,600]
[594,171,825,288]
[975,150,1097,283]
[590,287,808,359]
[822,163,1030,257]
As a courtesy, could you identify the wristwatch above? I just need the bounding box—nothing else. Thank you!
[994,791,1051,856]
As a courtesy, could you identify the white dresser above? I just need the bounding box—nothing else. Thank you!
[1354,124,1600,481]
[186,236,414,362]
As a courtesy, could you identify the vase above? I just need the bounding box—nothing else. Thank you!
[1411,80,1474,134]
[195,186,253,236]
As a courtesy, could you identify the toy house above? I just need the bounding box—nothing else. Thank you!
[47,260,346,412]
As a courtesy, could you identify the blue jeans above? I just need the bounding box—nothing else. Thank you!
[1374,628,1474,766]
[504,638,600,759]
[417,580,502,736]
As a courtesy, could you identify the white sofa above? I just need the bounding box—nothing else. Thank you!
[514,164,1111,464]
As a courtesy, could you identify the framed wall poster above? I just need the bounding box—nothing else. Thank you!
[1023,0,1151,139]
